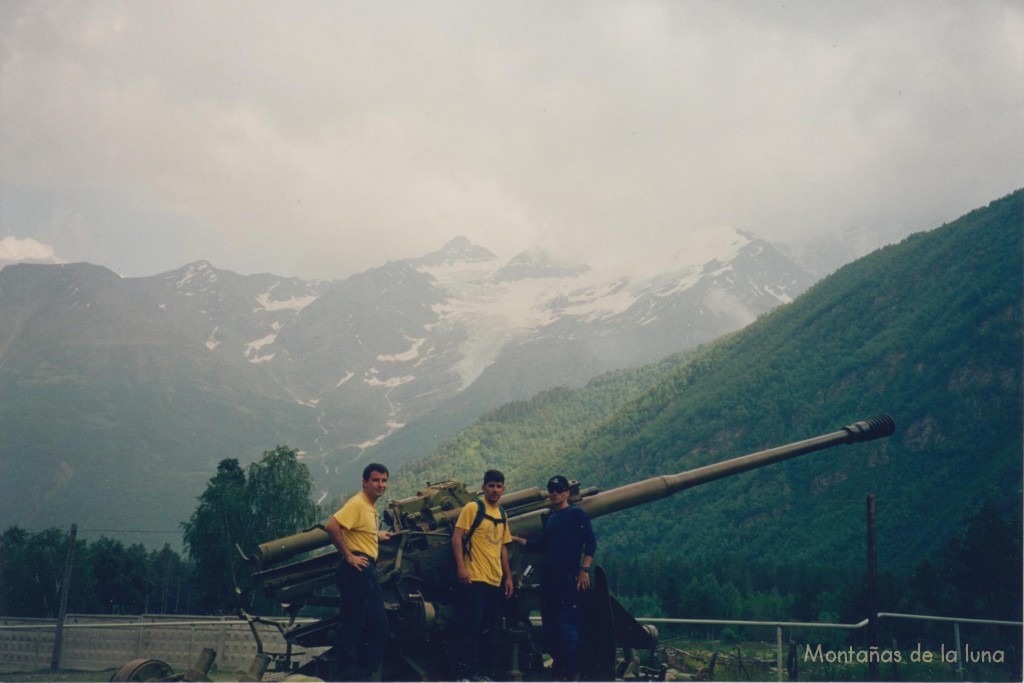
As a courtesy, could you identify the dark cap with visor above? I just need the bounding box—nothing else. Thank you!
[546,475,570,493]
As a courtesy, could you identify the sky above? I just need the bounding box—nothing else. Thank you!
[1,1,1022,281]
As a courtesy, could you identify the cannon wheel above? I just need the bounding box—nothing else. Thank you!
[109,658,175,681]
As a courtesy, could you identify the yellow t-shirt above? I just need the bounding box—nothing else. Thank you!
[332,491,379,560]
[455,500,512,587]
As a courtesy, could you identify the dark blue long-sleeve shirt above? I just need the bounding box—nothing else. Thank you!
[529,505,597,575]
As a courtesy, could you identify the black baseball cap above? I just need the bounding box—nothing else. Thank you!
[547,475,570,493]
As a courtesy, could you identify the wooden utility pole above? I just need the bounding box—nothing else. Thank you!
[866,495,878,682]
[50,523,77,672]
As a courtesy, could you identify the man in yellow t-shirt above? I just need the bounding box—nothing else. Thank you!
[325,463,392,681]
[450,469,514,680]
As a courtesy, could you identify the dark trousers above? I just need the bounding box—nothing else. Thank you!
[455,581,503,678]
[334,559,388,681]
[541,573,580,682]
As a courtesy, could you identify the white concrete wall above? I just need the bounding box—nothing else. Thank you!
[0,615,325,675]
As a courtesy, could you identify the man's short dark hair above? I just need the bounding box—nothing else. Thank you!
[483,469,505,485]
[363,463,389,481]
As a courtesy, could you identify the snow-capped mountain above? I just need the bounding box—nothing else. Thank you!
[0,229,815,538]
[139,260,332,363]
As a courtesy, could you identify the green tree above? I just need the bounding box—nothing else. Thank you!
[86,538,151,614]
[0,527,29,615]
[147,543,192,614]
[1,527,194,618]
[181,447,320,614]
[246,446,319,543]
[942,501,1022,621]
[0,527,68,617]
[182,458,248,613]
[617,593,664,619]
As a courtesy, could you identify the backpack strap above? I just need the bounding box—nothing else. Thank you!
[463,500,507,556]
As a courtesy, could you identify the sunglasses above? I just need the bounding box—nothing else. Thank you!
[547,485,566,494]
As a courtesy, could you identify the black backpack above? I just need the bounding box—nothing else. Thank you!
[462,499,507,556]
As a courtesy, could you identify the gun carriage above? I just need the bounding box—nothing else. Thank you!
[112,415,895,681]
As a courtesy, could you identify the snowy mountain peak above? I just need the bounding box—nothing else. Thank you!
[666,225,750,269]
[490,248,590,283]
[413,236,498,268]
[164,260,222,289]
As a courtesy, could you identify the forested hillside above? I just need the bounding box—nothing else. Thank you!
[391,190,1023,621]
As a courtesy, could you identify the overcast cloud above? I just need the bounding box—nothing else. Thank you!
[1,1,1022,281]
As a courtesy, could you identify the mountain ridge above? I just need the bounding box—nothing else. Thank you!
[0,225,813,540]
[391,190,1023,572]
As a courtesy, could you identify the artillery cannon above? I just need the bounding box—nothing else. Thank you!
[116,415,895,681]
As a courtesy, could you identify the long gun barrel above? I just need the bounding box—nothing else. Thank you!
[510,414,895,536]
[246,415,894,594]
[150,414,899,682]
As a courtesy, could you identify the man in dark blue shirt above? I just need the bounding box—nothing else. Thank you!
[514,474,597,681]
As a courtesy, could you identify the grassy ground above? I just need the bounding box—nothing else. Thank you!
[1,671,113,682]
[656,636,1022,682]
[0,669,247,682]
[5,642,1019,682]
[3,661,1018,682]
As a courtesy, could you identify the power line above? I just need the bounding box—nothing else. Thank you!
[80,528,180,535]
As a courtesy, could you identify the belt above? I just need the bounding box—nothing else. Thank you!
[352,551,376,564]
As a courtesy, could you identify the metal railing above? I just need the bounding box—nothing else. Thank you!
[0,614,322,674]
[633,613,1023,681]
[3,611,1020,678]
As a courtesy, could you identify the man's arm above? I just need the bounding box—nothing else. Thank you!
[577,508,597,590]
[579,508,597,557]
[451,527,471,584]
[326,516,368,571]
[577,552,594,590]
[501,543,514,598]
[510,534,542,551]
